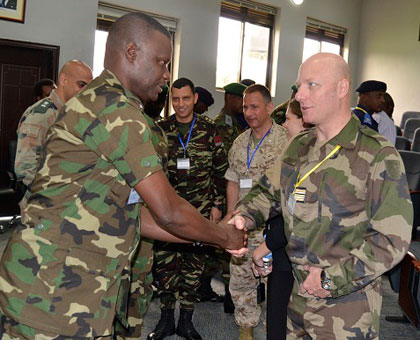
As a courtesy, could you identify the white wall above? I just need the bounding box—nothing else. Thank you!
[357,0,420,126]
[0,0,362,118]
[0,0,98,69]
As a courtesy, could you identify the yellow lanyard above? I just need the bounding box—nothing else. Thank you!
[294,145,342,190]
[355,106,368,114]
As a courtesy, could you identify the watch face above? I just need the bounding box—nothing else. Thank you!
[322,279,331,291]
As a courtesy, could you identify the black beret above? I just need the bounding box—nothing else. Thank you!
[356,80,387,93]
[195,86,214,107]
[223,82,247,97]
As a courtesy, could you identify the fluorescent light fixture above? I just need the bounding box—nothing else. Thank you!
[291,0,304,5]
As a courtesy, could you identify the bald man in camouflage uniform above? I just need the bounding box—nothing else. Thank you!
[231,53,412,339]
[0,13,244,339]
[15,60,93,210]
[226,84,288,340]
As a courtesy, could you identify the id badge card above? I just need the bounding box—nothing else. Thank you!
[287,194,296,215]
[127,188,143,205]
[177,158,190,169]
[240,178,253,189]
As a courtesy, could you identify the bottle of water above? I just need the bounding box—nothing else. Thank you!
[263,234,273,269]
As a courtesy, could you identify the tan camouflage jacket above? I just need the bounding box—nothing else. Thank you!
[15,90,64,188]
[237,114,412,298]
[0,69,162,337]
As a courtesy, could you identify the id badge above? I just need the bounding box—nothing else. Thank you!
[177,158,190,169]
[287,194,296,215]
[240,178,253,189]
[127,188,143,205]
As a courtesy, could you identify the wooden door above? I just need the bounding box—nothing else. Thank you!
[0,39,59,186]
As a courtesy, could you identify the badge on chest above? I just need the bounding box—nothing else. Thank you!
[177,158,190,169]
[240,178,253,189]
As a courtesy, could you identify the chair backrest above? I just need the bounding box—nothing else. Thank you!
[403,118,420,141]
[396,136,411,151]
[400,111,420,129]
[412,128,420,152]
[8,140,17,173]
[399,150,420,192]
[396,125,402,136]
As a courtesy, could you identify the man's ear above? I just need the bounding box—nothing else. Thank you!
[267,101,274,114]
[193,92,198,105]
[125,42,137,63]
[337,78,349,99]
[58,72,67,87]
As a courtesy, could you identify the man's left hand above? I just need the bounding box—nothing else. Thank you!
[299,265,331,298]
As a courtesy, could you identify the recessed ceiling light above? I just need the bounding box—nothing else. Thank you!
[291,0,304,5]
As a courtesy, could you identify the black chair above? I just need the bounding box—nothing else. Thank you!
[396,125,403,136]
[412,128,420,152]
[396,136,411,151]
[400,111,420,129]
[403,118,420,141]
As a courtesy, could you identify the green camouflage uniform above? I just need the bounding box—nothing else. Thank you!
[225,121,289,328]
[0,69,162,339]
[15,90,64,210]
[236,114,412,339]
[154,113,227,311]
[114,114,168,340]
[270,100,288,126]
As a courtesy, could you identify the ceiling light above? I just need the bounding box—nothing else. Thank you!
[291,0,304,5]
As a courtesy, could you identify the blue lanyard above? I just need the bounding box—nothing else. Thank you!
[178,115,197,157]
[247,127,271,171]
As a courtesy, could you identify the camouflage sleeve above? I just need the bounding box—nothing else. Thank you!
[224,145,239,183]
[76,101,162,188]
[211,127,228,204]
[325,147,413,298]
[15,109,51,187]
[235,159,282,230]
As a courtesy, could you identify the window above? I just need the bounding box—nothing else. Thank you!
[216,0,276,88]
[93,2,177,117]
[302,18,346,62]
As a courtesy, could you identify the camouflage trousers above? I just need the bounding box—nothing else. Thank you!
[230,230,266,328]
[201,248,231,286]
[287,278,382,339]
[0,313,110,340]
[154,244,209,311]
[114,238,154,340]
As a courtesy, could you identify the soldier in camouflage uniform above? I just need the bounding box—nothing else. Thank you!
[15,60,93,210]
[0,13,245,340]
[231,53,413,339]
[114,86,169,340]
[225,84,288,340]
[148,77,228,340]
[270,85,297,126]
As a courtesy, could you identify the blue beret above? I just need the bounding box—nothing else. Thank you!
[195,86,214,106]
[356,80,387,93]
[223,82,247,97]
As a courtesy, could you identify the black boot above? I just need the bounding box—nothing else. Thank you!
[146,308,175,340]
[224,284,235,314]
[198,275,223,302]
[175,309,202,340]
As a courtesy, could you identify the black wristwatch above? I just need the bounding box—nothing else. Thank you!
[320,270,332,291]
[214,204,223,211]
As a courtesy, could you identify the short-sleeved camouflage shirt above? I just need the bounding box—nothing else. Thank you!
[0,69,162,337]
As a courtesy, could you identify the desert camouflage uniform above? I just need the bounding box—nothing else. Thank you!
[154,113,227,311]
[225,121,288,328]
[0,69,162,339]
[114,113,168,340]
[236,114,412,339]
[15,90,64,210]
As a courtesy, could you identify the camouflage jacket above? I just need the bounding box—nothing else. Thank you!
[158,113,227,217]
[214,107,248,154]
[15,89,64,188]
[144,113,168,174]
[237,114,412,298]
[0,69,162,337]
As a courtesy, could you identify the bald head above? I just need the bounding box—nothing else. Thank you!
[56,60,93,103]
[295,53,352,139]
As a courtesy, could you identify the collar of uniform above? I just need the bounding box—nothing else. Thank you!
[100,69,144,109]
[354,103,371,115]
[49,89,64,112]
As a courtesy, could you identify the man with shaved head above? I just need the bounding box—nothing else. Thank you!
[15,60,93,209]
[230,53,412,339]
[0,12,245,339]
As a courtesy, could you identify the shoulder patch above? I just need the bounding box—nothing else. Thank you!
[32,99,55,114]
[385,159,402,180]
